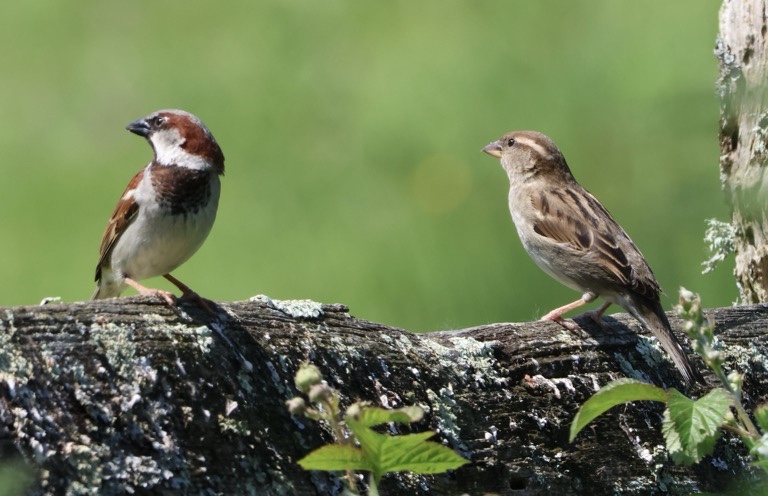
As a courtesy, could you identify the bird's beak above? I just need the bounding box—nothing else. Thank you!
[126,118,151,137]
[482,140,502,158]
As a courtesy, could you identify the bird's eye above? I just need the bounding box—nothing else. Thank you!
[152,116,166,127]
[507,138,516,147]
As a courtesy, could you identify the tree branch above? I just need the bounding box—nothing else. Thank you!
[0,296,765,495]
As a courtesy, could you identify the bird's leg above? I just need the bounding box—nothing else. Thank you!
[163,273,196,297]
[124,277,177,307]
[163,274,215,314]
[540,297,590,331]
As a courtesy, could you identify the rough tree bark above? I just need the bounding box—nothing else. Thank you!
[3,2,767,495]
[717,0,768,302]
[0,296,766,495]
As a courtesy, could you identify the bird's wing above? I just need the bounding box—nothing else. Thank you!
[94,169,143,281]
[529,186,660,299]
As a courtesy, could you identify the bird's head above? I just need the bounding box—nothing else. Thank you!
[127,109,225,175]
[482,130,572,182]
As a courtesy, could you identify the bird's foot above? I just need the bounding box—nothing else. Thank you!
[163,274,217,316]
[148,289,178,307]
[540,296,592,334]
[540,312,583,333]
[574,301,613,331]
[124,277,178,306]
[576,310,612,331]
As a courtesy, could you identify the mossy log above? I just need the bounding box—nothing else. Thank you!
[0,296,766,495]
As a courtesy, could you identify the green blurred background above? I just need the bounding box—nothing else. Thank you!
[0,1,734,332]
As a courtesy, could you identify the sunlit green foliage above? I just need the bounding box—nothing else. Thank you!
[571,290,768,473]
[288,363,467,494]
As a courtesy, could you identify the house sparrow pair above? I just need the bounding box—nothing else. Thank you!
[90,111,701,385]
[483,131,703,386]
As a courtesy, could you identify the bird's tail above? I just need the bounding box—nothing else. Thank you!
[90,286,110,300]
[627,298,704,387]
[91,280,122,300]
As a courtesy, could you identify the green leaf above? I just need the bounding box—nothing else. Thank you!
[347,418,467,482]
[297,444,374,472]
[376,436,468,476]
[348,421,387,462]
[754,405,768,433]
[749,433,768,472]
[569,379,668,442]
[752,458,768,473]
[351,405,424,428]
[662,388,731,465]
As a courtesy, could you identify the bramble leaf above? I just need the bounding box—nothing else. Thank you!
[662,388,731,465]
[749,433,768,471]
[350,405,424,428]
[347,418,467,482]
[377,435,468,477]
[754,405,768,434]
[570,379,668,442]
[298,444,373,472]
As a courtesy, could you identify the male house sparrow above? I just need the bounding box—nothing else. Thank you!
[482,131,703,386]
[91,109,224,308]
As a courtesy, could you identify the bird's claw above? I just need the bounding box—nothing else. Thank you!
[540,313,583,333]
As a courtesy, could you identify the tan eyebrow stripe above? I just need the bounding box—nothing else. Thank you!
[515,136,552,160]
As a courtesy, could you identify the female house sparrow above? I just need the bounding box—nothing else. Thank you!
[91,109,224,308]
[482,131,703,386]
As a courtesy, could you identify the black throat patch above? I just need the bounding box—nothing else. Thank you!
[150,163,213,216]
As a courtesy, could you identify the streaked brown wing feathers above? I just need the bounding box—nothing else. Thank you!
[530,187,659,297]
[94,170,143,281]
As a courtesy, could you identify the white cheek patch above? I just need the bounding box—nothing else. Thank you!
[151,128,209,170]
[153,127,183,148]
[516,136,552,161]
[152,129,183,164]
